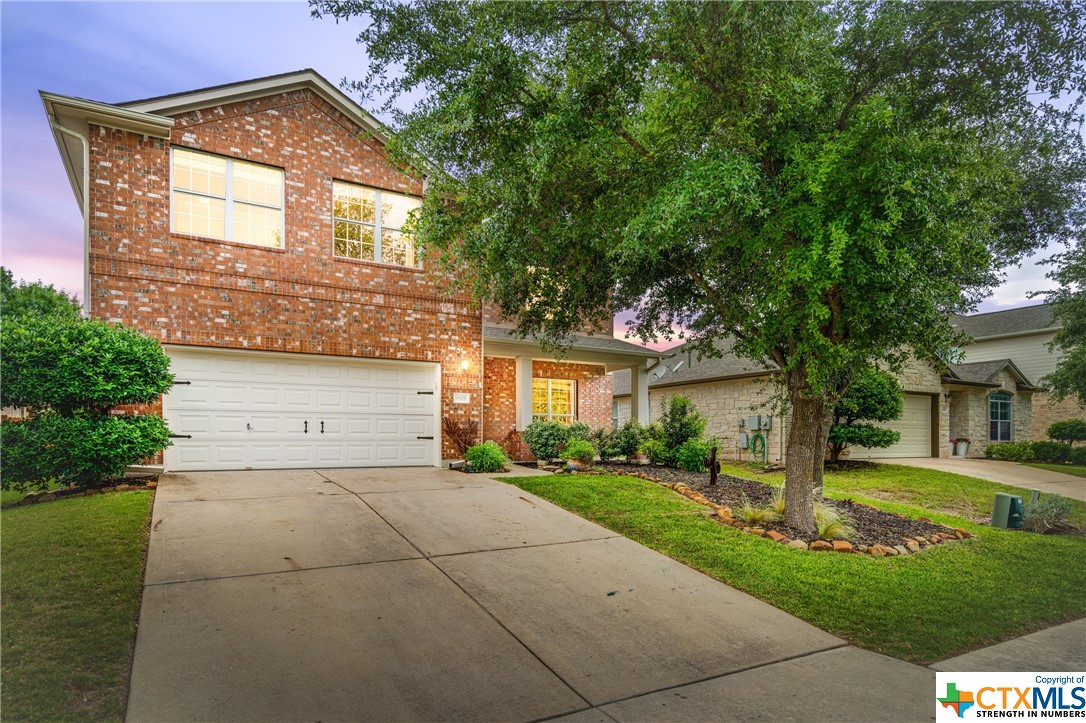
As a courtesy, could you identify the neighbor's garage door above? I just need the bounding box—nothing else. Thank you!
[163,347,439,471]
[848,394,933,459]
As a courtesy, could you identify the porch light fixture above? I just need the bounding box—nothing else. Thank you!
[460,358,470,372]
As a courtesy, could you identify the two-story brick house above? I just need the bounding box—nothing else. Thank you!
[42,70,657,471]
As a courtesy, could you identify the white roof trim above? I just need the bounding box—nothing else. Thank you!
[40,91,175,212]
[119,70,389,144]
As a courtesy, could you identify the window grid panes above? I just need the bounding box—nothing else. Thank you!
[171,148,283,248]
[532,378,576,424]
[989,392,1012,442]
[332,180,420,267]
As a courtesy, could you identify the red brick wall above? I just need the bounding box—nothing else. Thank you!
[483,358,613,460]
[85,89,481,459]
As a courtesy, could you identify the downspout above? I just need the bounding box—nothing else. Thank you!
[48,117,91,316]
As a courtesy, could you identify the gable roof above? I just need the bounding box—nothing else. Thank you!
[41,69,388,213]
[119,69,388,143]
[612,338,774,396]
[953,304,1056,341]
[943,359,1041,390]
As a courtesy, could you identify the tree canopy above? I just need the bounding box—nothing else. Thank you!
[315,0,1086,531]
[1039,239,1086,405]
[1,266,80,320]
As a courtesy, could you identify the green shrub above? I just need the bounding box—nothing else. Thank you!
[465,441,509,473]
[1032,441,1071,464]
[0,314,174,490]
[562,438,597,465]
[522,420,571,461]
[827,423,900,460]
[587,427,618,461]
[567,421,592,442]
[611,419,645,458]
[638,437,670,465]
[1,315,173,414]
[1071,447,1086,466]
[828,368,904,462]
[1,413,172,490]
[658,396,707,454]
[674,438,714,472]
[1047,419,1086,445]
[1022,495,1074,533]
[984,441,1034,462]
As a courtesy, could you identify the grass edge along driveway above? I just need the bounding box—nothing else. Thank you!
[505,471,1086,665]
[1,491,153,722]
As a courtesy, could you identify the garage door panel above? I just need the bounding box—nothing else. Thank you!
[164,348,439,471]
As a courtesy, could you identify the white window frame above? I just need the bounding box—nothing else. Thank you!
[331,180,421,268]
[170,147,285,248]
[532,378,577,424]
[989,392,1013,442]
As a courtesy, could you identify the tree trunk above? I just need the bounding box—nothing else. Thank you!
[783,383,834,535]
[812,405,834,497]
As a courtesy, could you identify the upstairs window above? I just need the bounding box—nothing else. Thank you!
[532,378,576,424]
[989,392,1012,442]
[332,181,421,267]
[171,147,283,248]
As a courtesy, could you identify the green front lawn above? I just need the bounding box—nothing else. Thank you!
[1023,463,1086,479]
[505,468,1086,664]
[720,461,1086,526]
[1,491,152,721]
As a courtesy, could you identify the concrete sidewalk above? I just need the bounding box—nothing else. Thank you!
[883,457,1086,501]
[128,467,937,721]
[931,619,1086,672]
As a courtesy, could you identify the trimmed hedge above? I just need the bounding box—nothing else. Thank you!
[985,440,1086,466]
[1,413,171,490]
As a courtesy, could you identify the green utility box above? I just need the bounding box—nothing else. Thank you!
[992,493,1025,529]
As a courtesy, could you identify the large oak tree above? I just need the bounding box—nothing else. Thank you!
[314,0,1086,533]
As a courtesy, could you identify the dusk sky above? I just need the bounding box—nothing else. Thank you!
[0,2,1066,351]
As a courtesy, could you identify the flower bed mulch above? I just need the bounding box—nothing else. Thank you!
[596,462,960,552]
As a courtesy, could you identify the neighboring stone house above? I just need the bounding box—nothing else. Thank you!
[43,70,656,470]
[613,324,1045,462]
[613,339,953,463]
[953,304,1084,440]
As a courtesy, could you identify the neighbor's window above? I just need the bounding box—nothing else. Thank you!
[171,147,284,248]
[532,378,576,424]
[989,392,1012,442]
[612,401,619,430]
[332,181,421,267]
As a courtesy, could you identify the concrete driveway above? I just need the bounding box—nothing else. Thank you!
[883,457,1086,501]
[127,467,933,722]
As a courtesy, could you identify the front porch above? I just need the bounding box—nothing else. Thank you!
[481,326,660,460]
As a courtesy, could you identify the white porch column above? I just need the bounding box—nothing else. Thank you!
[515,356,534,431]
[630,364,651,424]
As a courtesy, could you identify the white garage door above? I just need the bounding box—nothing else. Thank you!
[164,347,439,471]
[848,394,933,459]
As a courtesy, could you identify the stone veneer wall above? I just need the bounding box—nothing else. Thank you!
[948,369,1033,458]
[85,89,482,459]
[1030,392,1086,441]
[646,377,789,463]
[483,358,612,460]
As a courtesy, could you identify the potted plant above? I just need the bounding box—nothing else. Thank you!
[562,438,597,471]
[953,437,972,457]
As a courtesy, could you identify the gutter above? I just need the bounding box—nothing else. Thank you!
[47,115,91,316]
